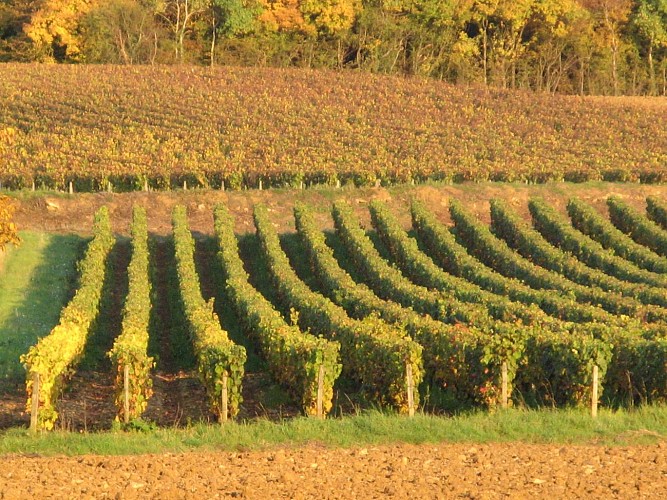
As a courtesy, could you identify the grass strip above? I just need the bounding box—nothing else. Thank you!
[1,406,666,456]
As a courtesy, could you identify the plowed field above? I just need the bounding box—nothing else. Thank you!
[2,442,666,498]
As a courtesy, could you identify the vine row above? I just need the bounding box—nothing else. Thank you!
[368,200,547,326]
[485,199,667,321]
[213,203,341,417]
[567,197,667,274]
[410,199,613,324]
[332,201,624,408]
[608,196,667,258]
[293,202,503,407]
[528,198,667,288]
[646,196,667,231]
[253,204,423,413]
[172,205,246,420]
[21,206,115,430]
[108,206,154,422]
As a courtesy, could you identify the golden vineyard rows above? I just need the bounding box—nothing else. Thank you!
[20,195,667,429]
[1,65,666,191]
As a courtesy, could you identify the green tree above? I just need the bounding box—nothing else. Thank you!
[82,0,164,64]
[526,0,589,93]
[156,0,209,61]
[401,0,475,80]
[582,0,634,94]
[632,0,667,93]
[208,0,262,65]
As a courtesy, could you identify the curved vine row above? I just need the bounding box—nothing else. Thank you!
[254,204,423,413]
[486,199,667,320]
[608,196,667,258]
[410,199,613,324]
[646,196,667,231]
[529,198,667,288]
[368,200,546,326]
[213,203,341,417]
[293,202,505,407]
[567,198,667,274]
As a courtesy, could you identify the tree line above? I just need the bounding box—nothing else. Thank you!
[1,0,666,96]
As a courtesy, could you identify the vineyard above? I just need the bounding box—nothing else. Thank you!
[1,65,667,192]
[3,187,667,431]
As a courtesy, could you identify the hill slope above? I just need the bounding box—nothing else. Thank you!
[1,65,666,190]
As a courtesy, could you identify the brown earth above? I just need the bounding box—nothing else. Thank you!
[11,183,667,236]
[1,442,667,498]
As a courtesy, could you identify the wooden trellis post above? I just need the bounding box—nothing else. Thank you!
[220,373,228,424]
[30,372,40,432]
[406,363,415,417]
[592,365,599,419]
[501,361,509,409]
[316,365,325,419]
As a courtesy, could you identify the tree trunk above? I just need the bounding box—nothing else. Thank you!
[210,20,216,67]
[612,42,619,95]
[151,33,157,66]
[482,22,488,86]
[648,44,655,95]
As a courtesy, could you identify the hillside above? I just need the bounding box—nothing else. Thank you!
[1,65,666,191]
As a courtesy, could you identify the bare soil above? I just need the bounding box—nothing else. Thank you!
[11,183,667,236]
[1,442,667,498]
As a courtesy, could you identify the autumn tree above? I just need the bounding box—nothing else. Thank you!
[258,0,308,31]
[24,0,101,61]
[300,0,360,35]
[0,0,40,61]
[581,0,634,94]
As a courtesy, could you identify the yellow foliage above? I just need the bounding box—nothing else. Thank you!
[300,0,360,34]
[0,195,20,252]
[259,0,309,32]
[24,0,100,60]
[259,0,359,34]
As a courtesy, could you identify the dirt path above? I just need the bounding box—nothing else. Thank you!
[57,239,130,431]
[192,235,301,421]
[143,237,213,427]
[1,442,666,498]
[12,184,667,237]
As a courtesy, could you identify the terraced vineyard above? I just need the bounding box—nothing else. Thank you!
[5,189,667,430]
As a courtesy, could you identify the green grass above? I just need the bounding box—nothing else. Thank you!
[0,406,665,456]
[0,232,83,383]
